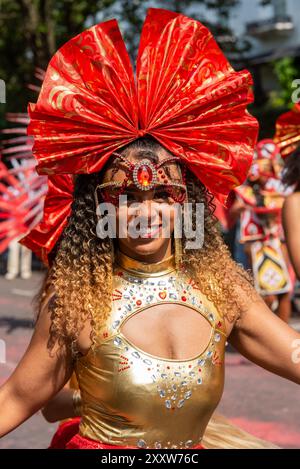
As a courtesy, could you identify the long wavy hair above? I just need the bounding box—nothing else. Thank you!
[35,137,254,353]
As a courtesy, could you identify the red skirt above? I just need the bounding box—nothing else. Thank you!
[49,418,81,449]
[66,432,205,450]
[49,418,205,449]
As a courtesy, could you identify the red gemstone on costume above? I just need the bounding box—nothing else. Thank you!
[137,165,153,187]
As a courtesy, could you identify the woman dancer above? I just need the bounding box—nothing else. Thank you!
[234,139,294,322]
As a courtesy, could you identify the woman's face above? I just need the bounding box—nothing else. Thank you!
[98,147,184,259]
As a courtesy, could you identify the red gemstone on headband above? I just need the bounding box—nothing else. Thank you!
[137,164,153,187]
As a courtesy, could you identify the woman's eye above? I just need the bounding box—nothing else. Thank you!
[122,191,172,204]
[154,191,170,200]
[126,193,137,201]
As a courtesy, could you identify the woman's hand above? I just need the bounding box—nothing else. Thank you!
[0,292,74,437]
[282,192,300,279]
[228,283,300,385]
[41,385,80,423]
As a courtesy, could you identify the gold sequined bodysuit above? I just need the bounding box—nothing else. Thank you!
[74,251,227,449]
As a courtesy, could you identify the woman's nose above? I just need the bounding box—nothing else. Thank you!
[136,198,154,214]
[134,198,159,223]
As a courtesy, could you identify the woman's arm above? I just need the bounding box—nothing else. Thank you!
[0,296,74,437]
[228,284,300,385]
[282,192,300,279]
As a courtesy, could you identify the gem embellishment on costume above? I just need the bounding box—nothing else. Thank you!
[274,103,300,157]
[235,139,293,295]
[21,7,259,264]
[71,250,226,450]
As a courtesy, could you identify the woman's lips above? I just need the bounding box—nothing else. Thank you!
[141,224,162,238]
[128,224,163,238]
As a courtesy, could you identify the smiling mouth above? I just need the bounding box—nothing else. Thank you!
[132,224,162,238]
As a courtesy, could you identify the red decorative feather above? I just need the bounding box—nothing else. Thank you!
[0,159,47,253]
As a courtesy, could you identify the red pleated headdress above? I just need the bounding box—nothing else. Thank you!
[21,7,258,264]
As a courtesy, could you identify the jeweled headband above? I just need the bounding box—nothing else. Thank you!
[95,152,187,206]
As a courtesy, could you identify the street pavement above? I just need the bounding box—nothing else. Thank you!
[0,272,300,449]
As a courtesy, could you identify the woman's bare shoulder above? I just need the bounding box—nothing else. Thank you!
[283,191,300,211]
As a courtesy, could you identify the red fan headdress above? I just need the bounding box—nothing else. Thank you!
[21,7,258,264]
[274,103,300,157]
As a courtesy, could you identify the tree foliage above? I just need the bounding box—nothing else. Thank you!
[0,0,115,118]
[271,57,299,108]
[0,0,284,125]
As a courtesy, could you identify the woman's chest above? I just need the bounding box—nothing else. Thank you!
[100,270,226,357]
[79,269,227,377]
[119,302,214,360]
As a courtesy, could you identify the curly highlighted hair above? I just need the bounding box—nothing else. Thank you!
[35,137,254,352]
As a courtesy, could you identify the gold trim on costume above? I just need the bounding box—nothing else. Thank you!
[115,249,177,277]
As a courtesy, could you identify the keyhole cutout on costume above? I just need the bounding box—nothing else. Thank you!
[119,303,213,361]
